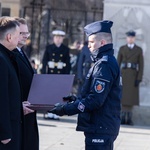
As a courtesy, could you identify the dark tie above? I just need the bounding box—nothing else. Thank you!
[19,49,24,57]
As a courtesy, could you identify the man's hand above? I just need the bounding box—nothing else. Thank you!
[63,95,77,102]
[1,138,11,144]
[23,101,34,115]
[49,103,65,116]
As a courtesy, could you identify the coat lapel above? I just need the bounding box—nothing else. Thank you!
[125,45,139,60]
[13,49,34,73]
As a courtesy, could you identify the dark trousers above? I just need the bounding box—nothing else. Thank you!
[121,105,133,125]
[84,133,116,150]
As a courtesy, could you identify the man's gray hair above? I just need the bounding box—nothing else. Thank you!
[0,16,19,40]
[95,32,112,43]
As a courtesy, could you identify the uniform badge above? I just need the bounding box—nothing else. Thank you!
[94,80,105,93]
[78,102,85,112]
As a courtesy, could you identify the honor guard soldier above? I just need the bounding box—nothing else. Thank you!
[50,20,122,150]
[41,30,71,74]
[41,30,71,119]
[117,30,144,125]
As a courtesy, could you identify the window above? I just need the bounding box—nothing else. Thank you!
[2,8,10,16]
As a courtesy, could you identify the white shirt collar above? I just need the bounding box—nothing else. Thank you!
[127,44,135,49]
[16,47,22,52]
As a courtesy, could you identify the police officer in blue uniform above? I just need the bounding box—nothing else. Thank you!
[50,20,122,150]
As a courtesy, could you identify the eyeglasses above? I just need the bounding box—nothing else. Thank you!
[20,32,30,36]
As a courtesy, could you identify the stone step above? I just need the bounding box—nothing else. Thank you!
[132,106,150,126]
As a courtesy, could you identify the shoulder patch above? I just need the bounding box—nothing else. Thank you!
[94,80,105,93]
[78,102,85,112]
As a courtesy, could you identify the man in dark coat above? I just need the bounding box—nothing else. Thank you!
[77,41,92,97]
[13,17,39,150]
[0,17,23,150]
[117,30,144,125]
[41,30,71,119]
[50,20,122,150]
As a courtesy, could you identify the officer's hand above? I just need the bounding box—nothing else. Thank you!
[135,80,141,87]
[63,95,77,102]
[49,103,65,116]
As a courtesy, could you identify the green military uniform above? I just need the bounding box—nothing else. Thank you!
[117,43,144,125]
[118,44,144,105]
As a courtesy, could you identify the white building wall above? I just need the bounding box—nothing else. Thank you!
[103,0,150,106]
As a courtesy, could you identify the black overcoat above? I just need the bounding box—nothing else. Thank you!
[0,44,22,150]
[13,49,39,150]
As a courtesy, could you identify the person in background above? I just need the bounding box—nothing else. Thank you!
[117,30,144,125]
[77,41,92,97]
[41,30,71,74]
[69,40,81,94]
[0,16,23,150]
[41,29,71,120]
[50,20,122,150]
[13,17,39,150]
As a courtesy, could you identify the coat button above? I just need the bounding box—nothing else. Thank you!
[52,53,55,56]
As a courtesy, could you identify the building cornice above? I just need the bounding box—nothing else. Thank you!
[104,0,150,6]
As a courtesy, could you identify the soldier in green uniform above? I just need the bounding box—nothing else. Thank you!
[117,30,144,125]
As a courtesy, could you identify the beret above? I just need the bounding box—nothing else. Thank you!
[84,20,113,36]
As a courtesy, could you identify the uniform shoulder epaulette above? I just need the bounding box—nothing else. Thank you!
[100,56,108,62]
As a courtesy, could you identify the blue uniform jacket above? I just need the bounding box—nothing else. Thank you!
[77,45,92,80]
[64,44,122,136]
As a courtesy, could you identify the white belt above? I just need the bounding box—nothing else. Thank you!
[48,61,66,69]
[127,63,132,68]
